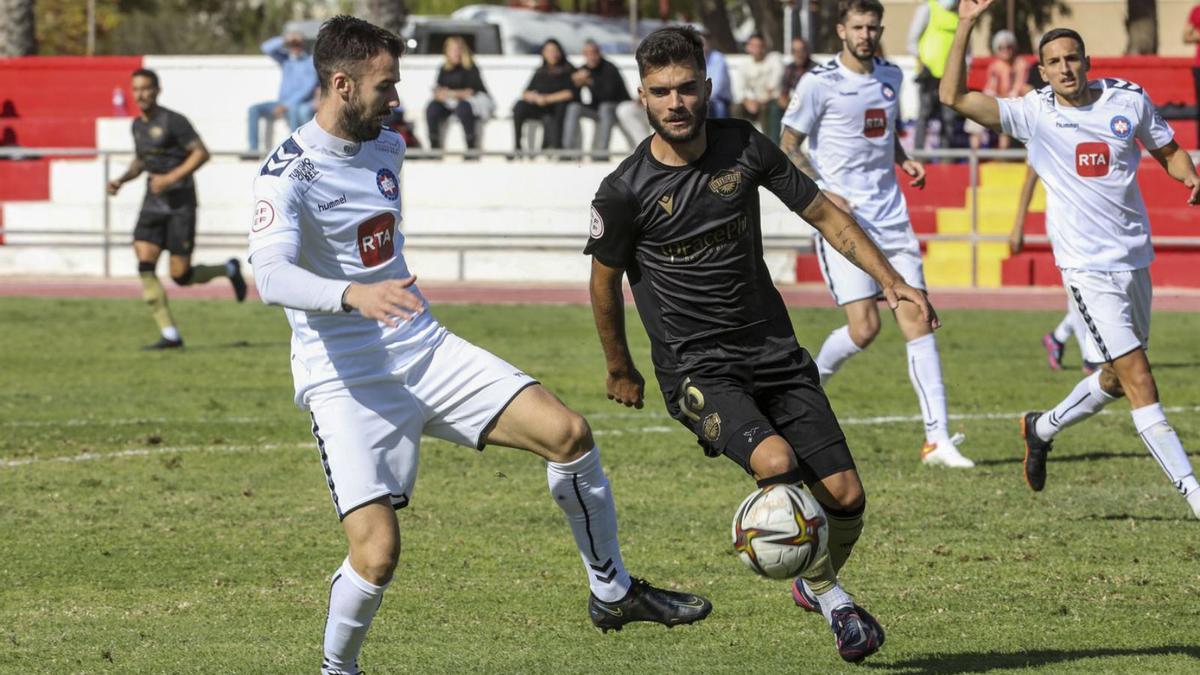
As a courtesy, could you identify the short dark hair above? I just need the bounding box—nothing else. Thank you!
[313,15,404,92]
[1037,27,1086,62]
[635,26,706,78]
[838,0,884,22]
[131,68,159,88]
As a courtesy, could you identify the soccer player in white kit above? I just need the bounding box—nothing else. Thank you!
[248,17,711,674]
[942,0,1200,518]
[780,0,974,468]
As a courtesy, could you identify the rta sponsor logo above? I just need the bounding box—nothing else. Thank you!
[252,200,275,232]
[318,194,347,212]
[357,213,396,267]
[863,108,887,138]
[1075,142,1111,177]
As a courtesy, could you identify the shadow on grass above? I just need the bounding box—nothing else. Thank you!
[1071,513,1193,522]
[868,645,1200,674]
[178,340,288,352]
[974,449,1200,468]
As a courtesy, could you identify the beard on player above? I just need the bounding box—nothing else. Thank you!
[338,89,389,142]
[646,91,709,143]
[844,34,878,62]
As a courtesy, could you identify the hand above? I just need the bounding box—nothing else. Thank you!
[883,281,941,331]
[1009,228,1025,255]
[1184,174,1200,206]
[522,91,538,103]
[272,104,287,118]
[147,174,175,195]
[744,99,760,115]
[606,367,645,409]
[958,0,996,21]
[343,276,426,327]
[901,159,926,189]
[106,179,122,196]
[535,94,546,106]
[571,69,590,87]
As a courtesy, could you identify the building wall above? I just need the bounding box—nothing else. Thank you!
[880,0,1197,58]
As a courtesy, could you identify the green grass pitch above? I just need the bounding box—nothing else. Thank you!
[1,297,1198,673]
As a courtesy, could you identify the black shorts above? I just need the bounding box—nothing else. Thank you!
[133,207,196,255]
[664,348,855,484]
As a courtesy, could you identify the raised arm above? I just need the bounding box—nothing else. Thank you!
[938,0,1002,131]
[1010,166,1039,253]
[588,259,644,408]
[1148,141,1200,205]
[801,192,939,328]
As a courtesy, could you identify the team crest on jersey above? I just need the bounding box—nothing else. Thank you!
[1109,115,1132,139]
[376,168,399,201]
[261,138,304,176]
[863,108,887,138]
[589,206,604,238]
[708,170,742,198]
[880,82,896,101]
[148,125,164,139]
[1075,141,1110,177]
[357,213,396,267]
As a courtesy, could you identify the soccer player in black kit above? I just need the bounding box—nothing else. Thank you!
[108,68,247,350]
[585,27,938,664]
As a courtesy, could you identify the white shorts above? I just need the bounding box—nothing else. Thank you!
[307,331,537,519]
[815,232,926,306]
[1062,267,1151,364]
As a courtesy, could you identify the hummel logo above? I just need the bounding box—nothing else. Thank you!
[657,193,674,215]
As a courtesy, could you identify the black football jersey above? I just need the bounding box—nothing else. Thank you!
[584,118,820,386]
[132,106,199,209]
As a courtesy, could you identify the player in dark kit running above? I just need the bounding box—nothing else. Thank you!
[108,68,247,350]
[585,26,938,664]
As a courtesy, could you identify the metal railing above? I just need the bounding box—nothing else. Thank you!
[1,146,1198,284]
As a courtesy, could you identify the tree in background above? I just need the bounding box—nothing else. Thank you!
[367,0,409,37]
[984,0,1072,56]
[693,0,737,52]
[0,0,37,56]
[1125,0,1157,54]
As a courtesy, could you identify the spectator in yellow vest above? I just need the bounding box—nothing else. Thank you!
[907,0,960,149]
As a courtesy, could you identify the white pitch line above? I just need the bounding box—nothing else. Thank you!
[4,406,1199,470]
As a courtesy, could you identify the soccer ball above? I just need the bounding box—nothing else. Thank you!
[731,484,828,579]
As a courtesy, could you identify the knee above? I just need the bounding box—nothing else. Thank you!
[354,542,400,586]
[848,318,880,349]
[170,268,194,286]
[544,412,594,463]
[830,482,865,513]
[751,445,798,481]
[1099,365,1125,397]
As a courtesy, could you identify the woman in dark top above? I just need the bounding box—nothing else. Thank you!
[426,36,489,151]
[512,38,576,153]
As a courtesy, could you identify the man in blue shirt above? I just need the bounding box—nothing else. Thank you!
[247,29,320,153]
[701,30,733,117]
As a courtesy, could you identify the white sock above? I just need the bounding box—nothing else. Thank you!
[546,447,632,603]
[1131,403,1200,499]
[323,558,386,675]
[814,583,853,626]
[815,325,862,385]
[906,334,950,445]
[1036,371,1116,441]
[161,326,181,341]
[1052,313,1074,344]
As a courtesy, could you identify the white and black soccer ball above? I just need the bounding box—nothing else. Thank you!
[731,484,828,579]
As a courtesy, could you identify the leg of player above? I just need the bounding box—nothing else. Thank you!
[748,438,882,663]
[814,299,879,385]
[323,498,399,675]
[1112,350,1200,519]
[482,384,713,631]
[1043,311,1075,371]
[134,240,182,350]
[1023,365,1122,492]
[167,254,247,302]
[894,300,973,468]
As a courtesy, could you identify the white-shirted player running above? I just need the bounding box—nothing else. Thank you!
[942,0,1200,518]
[248,17,711,674]
[780,0,974,468]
